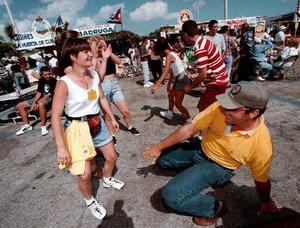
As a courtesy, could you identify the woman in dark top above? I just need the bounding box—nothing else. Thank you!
[149,39,162,83]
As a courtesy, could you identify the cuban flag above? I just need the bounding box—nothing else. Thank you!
[107,7,122,24]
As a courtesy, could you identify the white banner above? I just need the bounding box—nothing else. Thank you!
[12,32,55,50]
[218,17,264,29]
[76,24,115,37]
[12,23,115,50]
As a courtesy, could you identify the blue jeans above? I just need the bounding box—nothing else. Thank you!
[157,141,234,217]
[101,79,125,103]
[259,62,272,77]
[141,61,150,84]
[224,55,233,80]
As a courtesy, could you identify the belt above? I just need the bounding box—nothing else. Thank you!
[198,149,235,172]
[66,113,98,122]
[103,74,116,80]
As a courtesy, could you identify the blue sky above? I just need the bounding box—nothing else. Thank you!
[0,0,297,37]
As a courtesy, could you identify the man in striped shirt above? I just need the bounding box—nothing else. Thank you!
[182,20,229,112]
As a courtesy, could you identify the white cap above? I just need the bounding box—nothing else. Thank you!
[279,25,287,30]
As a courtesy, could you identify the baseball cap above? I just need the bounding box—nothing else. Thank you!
[216,83,269,109]
[279,25,287,30]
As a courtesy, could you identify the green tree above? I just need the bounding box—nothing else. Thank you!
[0,41,17,58]
[2,23,17,58]
[148,29,160,38]
[4,23,15,41]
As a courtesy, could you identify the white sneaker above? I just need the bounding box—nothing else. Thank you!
[87,199,106,220]
[257,76,265,81]
[143,82,153,87]
[160,110,173,120]
[41,126,49,136]
[16,124,33,136]
[103,177,124,190]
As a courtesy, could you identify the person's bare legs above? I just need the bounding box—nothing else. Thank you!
[174,90,190,119]
[90,158,103,179]
[113,99,133,128]
[16,101,30,124]
[168,89,175,112]
[77,160,93,199]
[103,101,115,134]
[97,141,117,178]
[38,100,47,126]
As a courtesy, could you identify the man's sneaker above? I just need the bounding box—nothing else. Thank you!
[128,127,140,135]
[103,177,124,190]
[87,199,106,220]
[143,82,153,87]
[257,76,266,81]
[192,201,227,226]
[16,124,33,136]
[41,126,49,136]
[160,110,173,120]
[112,136,117,146]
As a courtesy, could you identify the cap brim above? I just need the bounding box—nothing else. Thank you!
[216,92,244,109]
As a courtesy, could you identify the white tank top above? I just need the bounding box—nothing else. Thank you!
[60,70,100,117]
[169,52,186,76]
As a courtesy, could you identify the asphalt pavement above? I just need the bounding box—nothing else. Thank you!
[0,66,299,228]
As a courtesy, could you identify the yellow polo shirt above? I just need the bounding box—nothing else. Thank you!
[192,102,274,182]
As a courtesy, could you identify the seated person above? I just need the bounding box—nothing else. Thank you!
[143,83,281,226]
[15,66,57,136]
[250,36,273,80]
[0,65,14,94]
[271,38,299,68]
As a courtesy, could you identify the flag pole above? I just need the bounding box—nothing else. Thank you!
[3,0,19,33]
[121,7,123,31]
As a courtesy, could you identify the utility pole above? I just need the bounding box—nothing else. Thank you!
[224,0,228,19]
[3,0,19,33]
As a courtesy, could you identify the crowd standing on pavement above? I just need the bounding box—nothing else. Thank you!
[1,17,297,225]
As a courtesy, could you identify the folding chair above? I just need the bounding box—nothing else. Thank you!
[273,55,299,82]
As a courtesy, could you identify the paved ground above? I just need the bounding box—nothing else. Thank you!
[0,66,299,228]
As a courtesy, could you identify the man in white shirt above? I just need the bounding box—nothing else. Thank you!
[271,38,299,69]
[205,20,226,56]
[274,25,286,46]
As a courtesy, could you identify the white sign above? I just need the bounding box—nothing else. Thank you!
[218,16,264,29]
[12,32,55,50]
[32,16,52,38]
[76,24,115,37]
[177,10,193,24]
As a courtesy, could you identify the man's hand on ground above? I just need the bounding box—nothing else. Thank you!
[143,145,161,165]
[257,200,282,215]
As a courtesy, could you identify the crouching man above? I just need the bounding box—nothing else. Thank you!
[143,83,281,226]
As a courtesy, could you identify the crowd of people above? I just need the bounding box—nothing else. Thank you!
[1,19,294,225]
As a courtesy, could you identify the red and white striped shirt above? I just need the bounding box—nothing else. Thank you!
[193,36,229,87]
